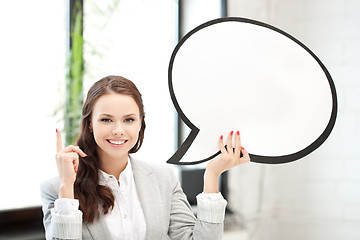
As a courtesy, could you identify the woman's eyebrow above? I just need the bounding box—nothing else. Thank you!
[124,113,137,117]
[99,113,137,118]
[98,113,113,118]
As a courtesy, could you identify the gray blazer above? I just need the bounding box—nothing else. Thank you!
[40,158,225,240]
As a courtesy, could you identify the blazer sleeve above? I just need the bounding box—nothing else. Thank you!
[167,168,227,240]
[40,178,83,240]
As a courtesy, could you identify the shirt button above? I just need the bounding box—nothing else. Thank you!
[123,214,127,219]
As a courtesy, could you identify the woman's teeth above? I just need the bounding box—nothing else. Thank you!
[108,140,125,145]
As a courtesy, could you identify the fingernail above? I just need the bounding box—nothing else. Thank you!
[220,135,223,140]
[56,128,58,133]
[75,167,78,173]
[241,146,245,150]
[230,131,234,136]
[236,131,240,136]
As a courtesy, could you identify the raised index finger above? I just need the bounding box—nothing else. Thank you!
[56,129,63,153]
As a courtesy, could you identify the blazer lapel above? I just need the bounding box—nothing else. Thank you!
[131,158,165,239]
[83,214,113,240]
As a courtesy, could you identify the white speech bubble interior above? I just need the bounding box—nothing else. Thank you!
[168,18,337,164]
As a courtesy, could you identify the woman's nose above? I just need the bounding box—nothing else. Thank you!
[112,122,124,136]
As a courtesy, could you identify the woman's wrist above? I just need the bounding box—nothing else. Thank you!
[203,169,220,194]
[59,183,74,199]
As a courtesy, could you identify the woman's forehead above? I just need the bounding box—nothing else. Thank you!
[93,93,140,116]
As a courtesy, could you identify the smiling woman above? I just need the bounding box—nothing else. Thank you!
[82,77,146,191]
[41,75,250,239]
[55,76,147,224]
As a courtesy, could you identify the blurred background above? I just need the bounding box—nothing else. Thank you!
[0,0,359,239]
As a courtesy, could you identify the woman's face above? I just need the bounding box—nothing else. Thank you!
[91,92,142,161]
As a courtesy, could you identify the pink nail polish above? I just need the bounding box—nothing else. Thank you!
[230,131,234,136]
[56,128,58,133]
[236,131,240,136]
[241,146,245,150]
[220,135,223,140]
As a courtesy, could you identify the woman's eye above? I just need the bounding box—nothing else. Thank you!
[101,118,112,123]
[124,118,135,123]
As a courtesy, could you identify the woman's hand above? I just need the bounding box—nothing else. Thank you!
[204,130,250,193]
[55,129,87,198]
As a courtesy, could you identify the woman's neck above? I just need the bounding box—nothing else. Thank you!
[99,151,129,180]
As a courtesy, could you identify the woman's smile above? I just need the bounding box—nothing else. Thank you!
[106,138,128,147]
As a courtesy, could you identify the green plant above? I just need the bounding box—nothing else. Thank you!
[65,0,84,145]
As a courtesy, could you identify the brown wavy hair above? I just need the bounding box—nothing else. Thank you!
[74,75,146,223]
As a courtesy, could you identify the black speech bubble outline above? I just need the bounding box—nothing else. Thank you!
[167,17,337,165]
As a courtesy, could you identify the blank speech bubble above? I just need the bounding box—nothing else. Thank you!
[168,17,337,165]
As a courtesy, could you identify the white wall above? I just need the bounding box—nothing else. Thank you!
[226,0,360,239]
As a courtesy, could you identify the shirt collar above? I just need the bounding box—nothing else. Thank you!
[98,157,133,186]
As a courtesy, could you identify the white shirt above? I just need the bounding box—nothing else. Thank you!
[98,159,146,240]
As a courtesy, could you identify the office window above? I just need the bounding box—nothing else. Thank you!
[0,0,66,210]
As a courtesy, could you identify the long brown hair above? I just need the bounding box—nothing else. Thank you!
[74,75,146,223]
